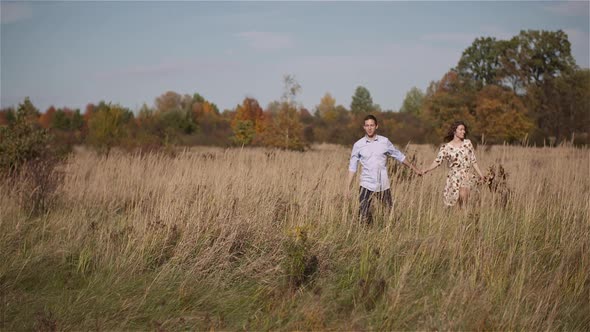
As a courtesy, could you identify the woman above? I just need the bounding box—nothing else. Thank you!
[422,121,485,207]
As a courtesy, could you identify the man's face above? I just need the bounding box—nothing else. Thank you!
[363,119,378,138]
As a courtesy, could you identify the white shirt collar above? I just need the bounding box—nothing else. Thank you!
[365,135,379,142]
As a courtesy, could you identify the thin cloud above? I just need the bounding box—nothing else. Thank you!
[273,42,462,109]
[421,26,514,46]
[542,1,590,16]
[479,25,514,41]
[0,1,33,24]
[95,58,241,80]
[236,31,294,50]
[421,32,481,45]
[564,28,590,68]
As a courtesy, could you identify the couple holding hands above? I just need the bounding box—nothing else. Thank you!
[346,115,485,223]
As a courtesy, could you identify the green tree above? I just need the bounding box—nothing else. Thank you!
[527,69,590,144]
[497,30,578,91]
[87,103,133,154]
[0,107,16,126]
[230,120,256,146]
[0,97,50,174]
[457,37,503,88]
[400,87,425,115]
[52,109,71,130]
[350,86,377,114]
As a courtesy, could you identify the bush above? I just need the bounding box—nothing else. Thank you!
[0,97,63,216]
[282,226,318,289]
[0,98,50,175]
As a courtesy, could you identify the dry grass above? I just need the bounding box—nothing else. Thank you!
[1,143,588,330]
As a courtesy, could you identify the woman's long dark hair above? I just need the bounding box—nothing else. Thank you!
[444,121,468,142]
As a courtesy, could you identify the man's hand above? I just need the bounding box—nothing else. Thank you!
[411,165,423,176]
[346,171,355,197]
[345,186,352,199]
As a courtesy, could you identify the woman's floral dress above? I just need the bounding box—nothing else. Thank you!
[434,139,478,206]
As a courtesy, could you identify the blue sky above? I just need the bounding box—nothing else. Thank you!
[1,1,589,113]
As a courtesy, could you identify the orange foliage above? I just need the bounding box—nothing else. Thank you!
[474,85,533,143]
[0,110,8,126]
[84,104,95,122]
[202,101,217,115]
[233,98,265,134]
[39,106,56,129]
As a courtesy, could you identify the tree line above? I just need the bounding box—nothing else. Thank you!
[1,29,588,161]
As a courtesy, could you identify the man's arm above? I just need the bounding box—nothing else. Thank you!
[402,158,422,175]
[347,143,360,195]
[386,139,422,176]
[346,171,355,195]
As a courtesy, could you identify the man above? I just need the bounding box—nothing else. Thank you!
[346,114,421,224]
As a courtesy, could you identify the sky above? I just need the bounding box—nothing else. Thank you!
[1,1,589,113]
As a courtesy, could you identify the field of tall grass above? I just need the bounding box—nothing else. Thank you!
[1,143,588,330]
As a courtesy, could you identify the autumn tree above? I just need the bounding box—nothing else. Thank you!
[0,107,16,126]
[474,85,533,144]
[39,106,57,129]
[261,75,307,150]
[313,93,351,144]
[231,97,265,146]
[87,102,134,155]
[421,71,477,142]
[132,103,164,149]
[155,91,183,113]
[317,93,337,121]
[262,102,306,150]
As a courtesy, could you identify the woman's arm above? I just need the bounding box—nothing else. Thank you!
[466,140,484,180]
[473,162,484,180]
[402,158,422,175]
[422,145,444,174]
[422,160,440,174]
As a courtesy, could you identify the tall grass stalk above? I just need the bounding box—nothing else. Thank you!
[1,144,588,330]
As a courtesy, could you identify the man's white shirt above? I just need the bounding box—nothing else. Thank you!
[348,135,406,192]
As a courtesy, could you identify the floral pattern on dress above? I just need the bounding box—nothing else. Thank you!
[434,139,478,206]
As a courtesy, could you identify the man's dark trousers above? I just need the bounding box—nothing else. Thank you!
[359,187,392,224]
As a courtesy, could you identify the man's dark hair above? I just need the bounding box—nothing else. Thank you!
[364,114,378,125]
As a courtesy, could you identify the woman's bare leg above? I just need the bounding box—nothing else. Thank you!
[458,187,470,208]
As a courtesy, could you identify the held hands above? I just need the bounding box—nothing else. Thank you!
[410,165,423,176]
[477,174,486,184]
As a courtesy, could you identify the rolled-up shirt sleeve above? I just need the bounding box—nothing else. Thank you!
[386,139,406,163]
[348,143,361,172]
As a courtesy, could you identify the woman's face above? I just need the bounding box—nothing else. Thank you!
[454,125,466,139]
